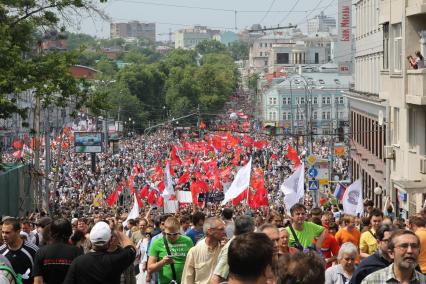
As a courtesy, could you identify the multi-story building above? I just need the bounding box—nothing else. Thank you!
[249,31,335,74]
[307,12,337,35]
[110,21,156,42]
[261,72,351,137]
[344,0,387,209]
[174,26,219,49]
[378,0,426,216]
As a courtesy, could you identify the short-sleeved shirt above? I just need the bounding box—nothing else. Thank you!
[186,228,204,245]
[361,263,426,283]
[415,228,426,273]
[149,235,193,284]
[0,241,38,284]
[335,228,361,247]
[320,233,340,268]
[33,242,83,284]
[287,221,324,248]
[213,237,234,280]
[63,245,136,284]
[359,230,377,256]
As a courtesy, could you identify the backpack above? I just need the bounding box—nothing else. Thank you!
[0,265,23,284]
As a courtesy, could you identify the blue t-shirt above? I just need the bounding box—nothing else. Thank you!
[185,228,204,245]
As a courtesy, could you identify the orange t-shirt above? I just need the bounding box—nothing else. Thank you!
[416,228,426,273]
[335,227,361,247]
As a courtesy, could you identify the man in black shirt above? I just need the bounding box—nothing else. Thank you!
[349,224,396,284]
[64,221,136,284]
[33,218,82,284]
[0,218,38,284]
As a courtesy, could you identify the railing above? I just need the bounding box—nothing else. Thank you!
[406,69,426,105]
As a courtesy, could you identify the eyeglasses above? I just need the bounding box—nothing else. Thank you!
[166,232,179,237]
[395,243,419,250]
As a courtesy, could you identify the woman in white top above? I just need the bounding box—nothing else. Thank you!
[325,242,359,284]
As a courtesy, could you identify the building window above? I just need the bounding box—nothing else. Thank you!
[383,23,389,70]
[339,97,344,104]
[283,113,287,120]
[315,52,319,64]
[393,107,399,144]
[327,112,331,119]
[392,23,402,72]
[335,97,338,103]
[322,112,326,119]
[326,97,331,104]
[259,43,262,48]
[260,52,263,57]
[269,111,277,121]
[322,97,326,104]
[270,43,273,47]
[313,97,318,104]
[313,112,317,120]
[300,97,305,104]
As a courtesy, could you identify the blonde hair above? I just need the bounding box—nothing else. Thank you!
[164,217,180,230]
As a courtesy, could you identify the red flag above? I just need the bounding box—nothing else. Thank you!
[12,150,23,158]
[158,181,165,192]
[199,121,206,129]
[117,183,123,193]
[140,185,149,199]
[12,139,23,149]
[105,191,119,207]
[147,190,156,205]
[177,172,190,185]
[232,189,247,206]
[286,145,301,167]
[157,196,164,207]
[171,145,182,165]
[213,175,222,190]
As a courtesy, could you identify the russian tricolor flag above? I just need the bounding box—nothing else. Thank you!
[334,183,346,202]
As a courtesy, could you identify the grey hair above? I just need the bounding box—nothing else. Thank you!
[337,242,358,260]
[203,217,222,234]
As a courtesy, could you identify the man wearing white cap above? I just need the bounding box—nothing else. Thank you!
[63,221,136,284]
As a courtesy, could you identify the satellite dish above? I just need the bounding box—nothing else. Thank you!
[378,110,384,126]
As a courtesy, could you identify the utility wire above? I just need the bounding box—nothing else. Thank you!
[258,0,277,24]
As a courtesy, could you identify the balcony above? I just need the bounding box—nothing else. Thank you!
[407,0,426,16]
[406,69,426,105]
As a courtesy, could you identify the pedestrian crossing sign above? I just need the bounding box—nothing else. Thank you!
[308,180,319,191]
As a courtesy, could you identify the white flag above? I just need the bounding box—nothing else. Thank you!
[221,158,252,205]
[123,194,139,228]
[280,163,305,213]
[162,163,175,200]
[342,179,363,215]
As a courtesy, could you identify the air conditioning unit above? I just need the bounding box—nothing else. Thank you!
[384,145,395,160]
[420,156,426,174]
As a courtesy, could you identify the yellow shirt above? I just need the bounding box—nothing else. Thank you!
[416,227,426,273]
[181,238,222,284]
[359,229,378,255]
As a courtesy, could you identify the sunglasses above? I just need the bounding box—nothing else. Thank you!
[166,232,179,237]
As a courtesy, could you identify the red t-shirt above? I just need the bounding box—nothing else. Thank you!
[320,233,340,268]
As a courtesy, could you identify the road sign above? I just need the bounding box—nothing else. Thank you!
[308,180,319,191]
[308,167,318,178]
[307,155,317,165]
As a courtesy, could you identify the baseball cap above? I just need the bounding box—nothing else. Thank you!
[89,221,111,245]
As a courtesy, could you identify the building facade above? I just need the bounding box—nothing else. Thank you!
[344,0,387,209]
[378,0,426,215]
[307,12,337,35]
[174,26,219,49]
[110,21,156,42]
[261,72,350,137]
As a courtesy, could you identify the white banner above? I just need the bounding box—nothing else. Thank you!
[342,179,363,215]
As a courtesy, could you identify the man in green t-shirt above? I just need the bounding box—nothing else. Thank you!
[286,203,327,250]
[148,216,193,284]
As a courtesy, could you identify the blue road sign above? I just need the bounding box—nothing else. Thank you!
[308,167,318,178]
[308,180,319,191]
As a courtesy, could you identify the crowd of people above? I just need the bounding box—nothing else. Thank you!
[2,90,423,284]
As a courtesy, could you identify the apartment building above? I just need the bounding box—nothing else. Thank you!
[261,72,350,137]
[174,26,219,49]
[344,0,387,209]
[307,11,337,35]
[110,21,156,42]
[378,0,426,216]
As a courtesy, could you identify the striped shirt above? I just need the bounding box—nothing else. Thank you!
[361,264,426,284]
[0,241,38,284]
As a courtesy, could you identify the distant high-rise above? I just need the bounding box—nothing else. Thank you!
[307,12,336,34]
[110,21,156,42]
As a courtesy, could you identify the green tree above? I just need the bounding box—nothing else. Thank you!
[66,32,97,50]
[228,41,249,61]
[248,73,259,91]
[195,40,227,55]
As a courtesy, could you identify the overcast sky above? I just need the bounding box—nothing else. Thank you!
[74,0,339,40]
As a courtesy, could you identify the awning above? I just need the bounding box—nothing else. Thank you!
[393,179,426,193]
[263,122,276,128]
